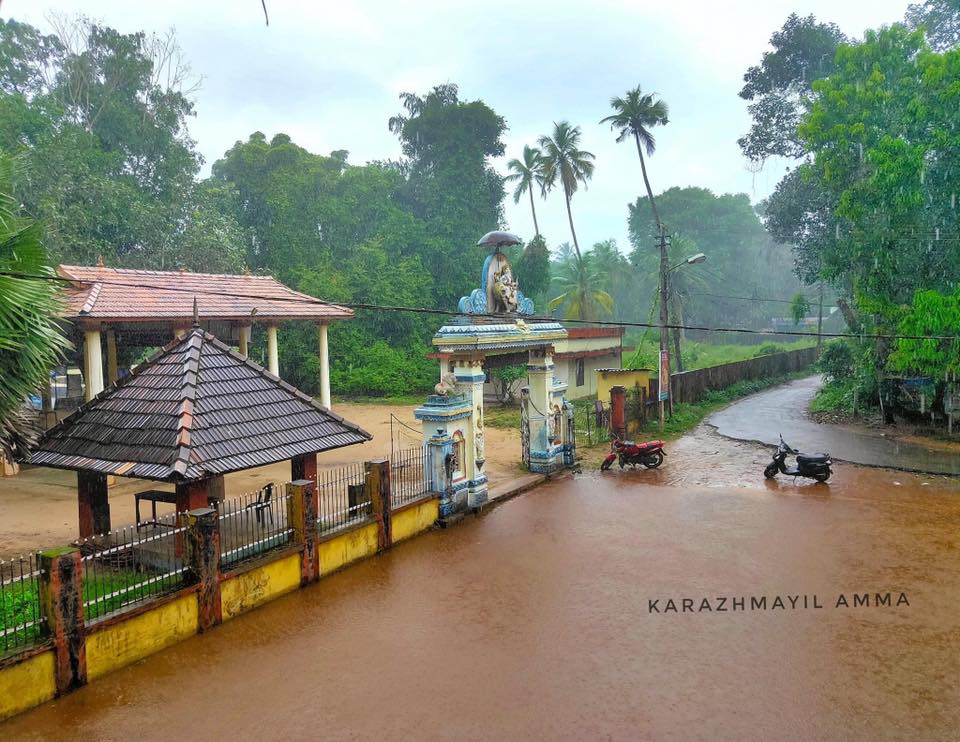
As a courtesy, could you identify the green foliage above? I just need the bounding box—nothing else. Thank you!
[906,0,960,51]
[738,13,847,161]
[790,293,811,325]
[505,144,544,236]
[547,251,614,321]
[490,364,527,403]
[816,340,855,382]
[0,152,69,462]
[538,121,595,258]
[514,234,550,300]
[0,17,245,272]
[889,288,960,378]
[629,186,804,329]
[329,341,436,397]
[755,342,787,356]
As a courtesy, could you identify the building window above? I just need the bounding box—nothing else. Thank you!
[576,358,585,387]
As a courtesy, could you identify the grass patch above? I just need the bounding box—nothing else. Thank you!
[2,566,185,651]
[809,378,859,415]
[485,405,521,430]
[624,337,816,373]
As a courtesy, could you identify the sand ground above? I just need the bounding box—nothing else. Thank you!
[0,402,521,558]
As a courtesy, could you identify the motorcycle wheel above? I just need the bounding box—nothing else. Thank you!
[764,463,778,479]
[600,458,612,471]
[643,451,665,469]
[812,471,831,483]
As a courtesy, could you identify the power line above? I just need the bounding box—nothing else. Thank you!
[1,269,958,342]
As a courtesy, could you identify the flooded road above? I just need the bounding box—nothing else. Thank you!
[6,468,959,740]
[708,375,960,475]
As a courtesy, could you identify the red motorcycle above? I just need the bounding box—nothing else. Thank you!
[600,438,666,471]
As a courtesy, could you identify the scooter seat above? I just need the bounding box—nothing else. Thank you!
[797,452,830,464]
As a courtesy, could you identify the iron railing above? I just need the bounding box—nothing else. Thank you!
[218,484,293,567]
[390,447,429,508]
[0,553,45,655]
[80,513,187,624]
[316,463,369,534]
[576,401,612,447]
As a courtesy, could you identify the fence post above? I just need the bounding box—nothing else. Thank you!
[186,508,221,633]
[365,459,392,552]
[610,385,626,439]
[286,479,320,585]
[38,547,86,694]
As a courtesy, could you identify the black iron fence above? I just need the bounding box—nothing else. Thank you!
[0,553,45,655]
[390,447,429,508]
[218,484,293,567]
[317,463,370,534]
[575,400,613,448]
[80,513,187,624]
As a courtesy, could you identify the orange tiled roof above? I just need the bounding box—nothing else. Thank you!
[58,265,352,323]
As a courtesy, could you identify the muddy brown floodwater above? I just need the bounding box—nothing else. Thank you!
[5,469,960,740]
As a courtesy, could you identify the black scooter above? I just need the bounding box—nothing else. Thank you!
[764,434,832,482]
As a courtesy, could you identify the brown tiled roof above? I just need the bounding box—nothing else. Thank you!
[28,329,371,481]
[57,265,352,323]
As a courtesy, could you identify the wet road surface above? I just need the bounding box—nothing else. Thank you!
[708,375,960,476]
[6,469,959,740]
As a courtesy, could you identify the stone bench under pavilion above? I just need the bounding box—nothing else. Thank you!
[26,327,372,539]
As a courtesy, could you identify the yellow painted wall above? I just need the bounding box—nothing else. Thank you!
[221,552,301,621]
[597,368,651,403]
[0,650,56,722]
[319,522,379,576]
[392,498,439,543]
[86,593,198,681]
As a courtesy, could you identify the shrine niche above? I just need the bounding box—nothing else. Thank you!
[416,231,575,522]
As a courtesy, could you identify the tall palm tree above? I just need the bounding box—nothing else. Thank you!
[547,252,613,321]
[0,153,69,464]
[538,122,595,259]
[600,86,669,229]
[504,145,544,237]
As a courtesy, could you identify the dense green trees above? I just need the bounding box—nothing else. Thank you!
[0,18,245,272]
[745,8,960,418]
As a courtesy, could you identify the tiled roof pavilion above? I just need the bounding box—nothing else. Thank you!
[30,328,371,538]
[58,264,352,323]
[57,263,348,410]
[30,328,371,481]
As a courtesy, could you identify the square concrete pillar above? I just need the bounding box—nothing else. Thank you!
[77,470,110,539]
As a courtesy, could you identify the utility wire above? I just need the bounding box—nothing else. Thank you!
[0,269,957,342]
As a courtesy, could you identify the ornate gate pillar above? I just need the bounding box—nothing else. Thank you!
[454,358,488,508]
[526,348,567,473]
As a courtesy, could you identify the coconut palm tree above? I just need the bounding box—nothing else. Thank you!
[538,122,595,259]
[547,252,613,321]
[600,86,669,229]
[504,145,544,237]
[0,153,69,464]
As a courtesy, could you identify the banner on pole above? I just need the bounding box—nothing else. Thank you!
[659,350,670,401]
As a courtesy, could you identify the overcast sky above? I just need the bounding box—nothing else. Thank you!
[8,0,911,254]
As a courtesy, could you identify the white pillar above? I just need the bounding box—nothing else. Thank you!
[267,325,279,376]
[238,324,251,357]
[83,328,104,401]
[318,323,331,409]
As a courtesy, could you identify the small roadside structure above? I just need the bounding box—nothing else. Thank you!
[26,327,371,538]
[57,262,352,409]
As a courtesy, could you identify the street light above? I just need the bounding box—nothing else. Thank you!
[668,252,707,272]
